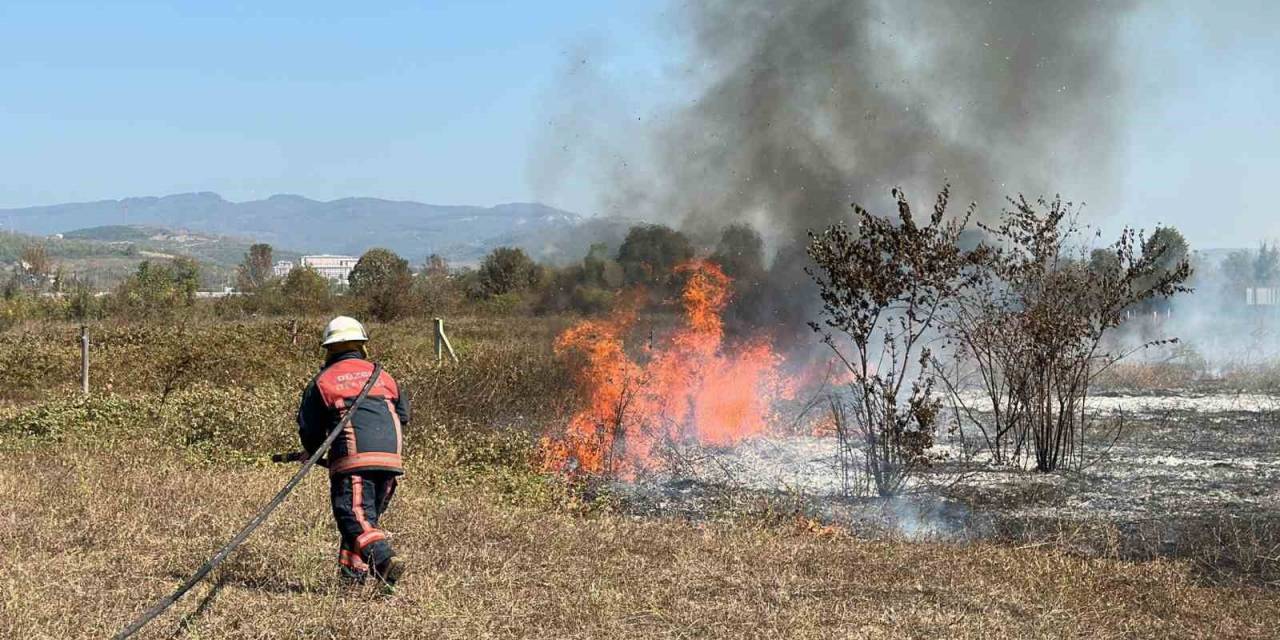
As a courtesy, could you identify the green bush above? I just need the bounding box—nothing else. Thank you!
[0,330,79,400]
[85,320,314,396]
[570,285,615,314]
[349,248,415,321]
[411,422,574,509]
[159,382,298,457]
[476,291,527,316]
[106,258,200,319]
[479,247,541,297]
[0,392,138,441]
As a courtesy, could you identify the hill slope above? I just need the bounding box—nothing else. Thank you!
[0,225,300,289]
[60,224,301,268]
[0,193,626,264]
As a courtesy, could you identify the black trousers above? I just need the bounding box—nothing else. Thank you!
[330,471,398,579]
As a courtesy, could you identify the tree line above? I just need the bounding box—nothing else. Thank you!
[16,212,1265,331]
[228,220,770,322]
[0,221,772,325]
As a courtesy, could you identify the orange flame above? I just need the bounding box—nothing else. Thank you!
[541,259,794,478]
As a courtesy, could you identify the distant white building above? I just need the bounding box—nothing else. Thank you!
[196,287,240,299]
[1246,287,1280,306]
[272,260,295,278]
[302,255,359,285]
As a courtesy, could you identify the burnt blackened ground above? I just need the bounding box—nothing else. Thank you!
[618,392,1280,586]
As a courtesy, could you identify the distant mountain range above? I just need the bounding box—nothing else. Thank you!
[0,192,636,265]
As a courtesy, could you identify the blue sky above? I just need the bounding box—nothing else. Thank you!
[0,1,1276,248]
[0,1,671,210]
[1112,2,1280,249]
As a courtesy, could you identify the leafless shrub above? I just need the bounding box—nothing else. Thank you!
[940,196,1192,471]
[807,187,984,496]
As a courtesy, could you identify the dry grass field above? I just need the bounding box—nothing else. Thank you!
[1,317,1278,638]
[5,446,1279,639]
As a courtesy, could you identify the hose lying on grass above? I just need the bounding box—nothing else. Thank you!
[113,364,384,640]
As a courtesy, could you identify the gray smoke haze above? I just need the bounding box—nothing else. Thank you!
[594,0,1139,240]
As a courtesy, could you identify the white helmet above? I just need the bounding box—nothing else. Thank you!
[321,316,369,346]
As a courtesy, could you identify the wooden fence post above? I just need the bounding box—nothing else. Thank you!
[434,318,443,363]
[80,325,90,395]
[434,317,459,364]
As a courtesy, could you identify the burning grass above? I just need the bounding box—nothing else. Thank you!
[540,260,792,477]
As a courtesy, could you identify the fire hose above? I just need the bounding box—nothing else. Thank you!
[113,364,384,640]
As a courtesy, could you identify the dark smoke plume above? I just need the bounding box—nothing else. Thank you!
[535,0,1141,338]
[606,0,1137,240]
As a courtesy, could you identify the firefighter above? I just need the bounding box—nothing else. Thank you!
[297,316,409,588]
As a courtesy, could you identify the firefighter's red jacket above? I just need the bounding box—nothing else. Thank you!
[297,351,409,475]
